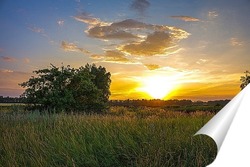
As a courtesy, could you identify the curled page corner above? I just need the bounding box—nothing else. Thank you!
[195,84,250,167]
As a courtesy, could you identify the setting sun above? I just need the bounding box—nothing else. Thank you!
[138,76,176,99]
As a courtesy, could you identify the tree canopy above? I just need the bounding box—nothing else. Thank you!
[240,70,250,90]
[20,64,111,113]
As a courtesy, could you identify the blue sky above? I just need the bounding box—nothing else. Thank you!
[0,0,250,100]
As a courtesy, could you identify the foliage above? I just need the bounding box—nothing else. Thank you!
[240,70,250,90]
[0,108,216,167]
[19,64,111,113]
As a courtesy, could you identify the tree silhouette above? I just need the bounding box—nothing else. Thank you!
[240,70,250,90]
[20,64,111,113]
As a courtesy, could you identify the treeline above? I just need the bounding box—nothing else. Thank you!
[1,96,230,108]
[0,96,24,103]
[109,99,230,110]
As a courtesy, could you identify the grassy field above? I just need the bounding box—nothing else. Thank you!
[0,106,217,167]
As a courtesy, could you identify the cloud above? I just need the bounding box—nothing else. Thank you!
[84,19,189,49]
[171,16,200,22]
[144,64,160,70]
[111,19,147,29]
[208,11,218,19]
[86,19,155,40]
[73,13,136,41]
[23,58,30,63]
[88,25,139,40]
[130,0,150,15]
[230,38,243,46]
[1,56,30,64]
[121,31,174,56]
[105,50,130,63]
[167,26,190,39]
[73,12,107,26]
[196,59,208,64]
[1,56,16,62]
[75,14,189,40]
[61,41,79,51]
[61,41,90,54]
[74,14,189,63]
[0,69,14,73]
[28,25,53,42]
[57,20,64,26]
[28,26,44,33]
[91,50,130,63]
[90,54,104,60]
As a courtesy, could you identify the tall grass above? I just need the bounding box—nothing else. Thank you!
[0,107,217,167]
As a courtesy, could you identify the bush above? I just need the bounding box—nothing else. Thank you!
[20,64,111,113]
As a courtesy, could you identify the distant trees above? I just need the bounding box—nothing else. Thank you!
[240,71,250,90]
[109,99,229,109]
[20,64,111,113]
[0,96,23,103]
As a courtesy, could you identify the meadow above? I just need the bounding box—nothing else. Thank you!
[0,105,217,167]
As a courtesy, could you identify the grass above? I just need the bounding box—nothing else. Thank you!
[0,106,217,167]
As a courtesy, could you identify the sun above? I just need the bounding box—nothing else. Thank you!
[138,76,176,99]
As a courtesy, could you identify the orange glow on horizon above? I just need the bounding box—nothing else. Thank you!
[109,72,241,101]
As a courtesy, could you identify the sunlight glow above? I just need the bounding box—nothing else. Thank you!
[137,76,176,99]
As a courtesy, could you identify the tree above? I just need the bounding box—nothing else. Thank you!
[20,64,111,113]
[240,70,250,90]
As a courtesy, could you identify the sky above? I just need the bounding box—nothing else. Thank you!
[0,0,250,101]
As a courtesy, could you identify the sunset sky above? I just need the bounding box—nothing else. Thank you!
[0,0,250,101]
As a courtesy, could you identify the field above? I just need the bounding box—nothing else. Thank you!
[0,105,217,167]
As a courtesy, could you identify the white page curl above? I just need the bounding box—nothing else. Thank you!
[195,84,250,167]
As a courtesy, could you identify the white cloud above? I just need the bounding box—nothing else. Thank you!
[1,56,16,62]
[57,20,64,26]
[0,69,14,73]
[28,26,44,33]
[196,59,208,64]
[230,38,244,46]
[208,11,219,19]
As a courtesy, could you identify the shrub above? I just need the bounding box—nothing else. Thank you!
[20,64,111,113]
